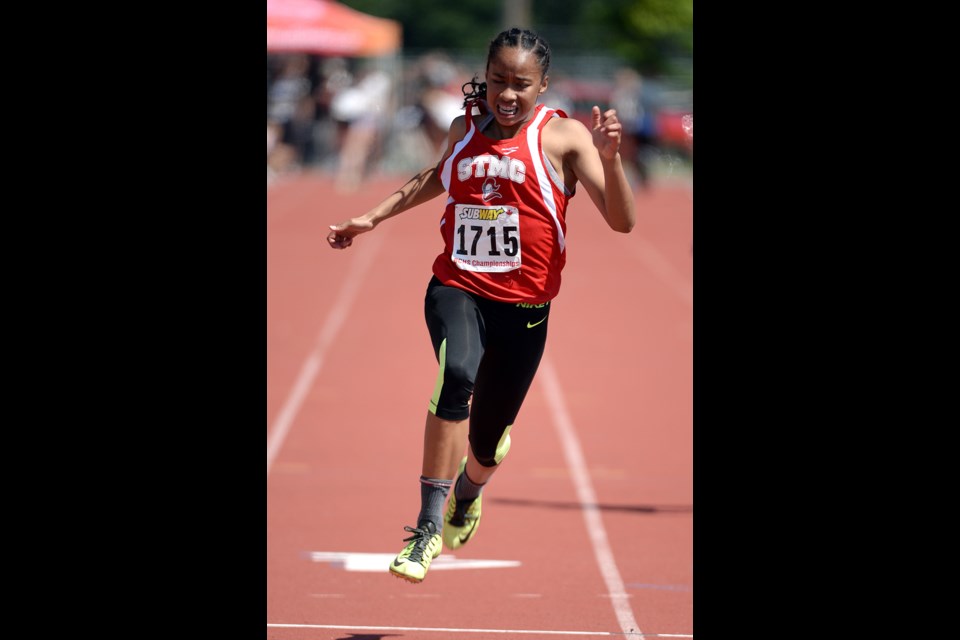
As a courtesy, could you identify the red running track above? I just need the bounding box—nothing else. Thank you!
[267,170,693,639]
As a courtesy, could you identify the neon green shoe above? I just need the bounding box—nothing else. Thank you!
[442,457,481,550]
[389,521,442,583]
[443,431,511,550]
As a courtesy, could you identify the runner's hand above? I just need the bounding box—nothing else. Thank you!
[591,106,623,161]
[327,218,374,250]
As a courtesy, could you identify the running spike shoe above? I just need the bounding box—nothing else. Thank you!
[442,431,511,550]
[389,521,442,583]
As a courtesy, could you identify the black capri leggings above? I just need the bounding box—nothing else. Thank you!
[424,276,550,466]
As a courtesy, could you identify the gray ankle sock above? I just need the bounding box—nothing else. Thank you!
[418,476,452,532]
[454,468,485,503]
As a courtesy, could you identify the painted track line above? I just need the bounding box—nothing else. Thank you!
[628,236,692,307]
[266,232,385,475]
[267,623,691,637]
[538,355,644,638]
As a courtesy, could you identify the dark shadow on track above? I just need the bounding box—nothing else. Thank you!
[335,635,401,640]
[489,496,692,514]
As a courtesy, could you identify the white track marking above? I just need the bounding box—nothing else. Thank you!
[538,355,643,638]
[266,232,385,475]
[306,551,520,572]
[267,623,691,637]
[627,236,692,307]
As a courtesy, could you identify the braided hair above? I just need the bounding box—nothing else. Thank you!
[461,27,553,108]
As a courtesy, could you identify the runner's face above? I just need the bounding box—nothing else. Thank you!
[485,47,547,128]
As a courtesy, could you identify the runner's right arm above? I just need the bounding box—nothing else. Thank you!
[327,115,467,250]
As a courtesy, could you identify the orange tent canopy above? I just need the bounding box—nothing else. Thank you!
[267,0,402,57]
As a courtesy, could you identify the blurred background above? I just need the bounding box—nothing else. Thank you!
[267,0,693,191]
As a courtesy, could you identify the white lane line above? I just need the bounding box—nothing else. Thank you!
[267,623,691,637]
[538,355,643,638]
[266,232,385,475]
[627,236,692,307]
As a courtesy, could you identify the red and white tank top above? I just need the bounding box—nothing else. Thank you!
[432,102,573,304]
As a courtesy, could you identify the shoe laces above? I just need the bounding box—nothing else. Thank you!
[401,524,435,562]
[448,497,478,527]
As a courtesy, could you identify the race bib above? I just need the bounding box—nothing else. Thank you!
[450,204,521,272]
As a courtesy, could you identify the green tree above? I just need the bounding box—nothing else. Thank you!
[341,0,500,53]
[341,0,692,76]
[575,0,693,74]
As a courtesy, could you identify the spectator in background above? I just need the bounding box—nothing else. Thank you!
[416,53,469,159]
[542,71,574,120]
[384,52,469,173]
[312,57,354,170]
[610,67,650,189]
[267,54,315,175]
[268,119,297,183]
[329,65,393,192]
